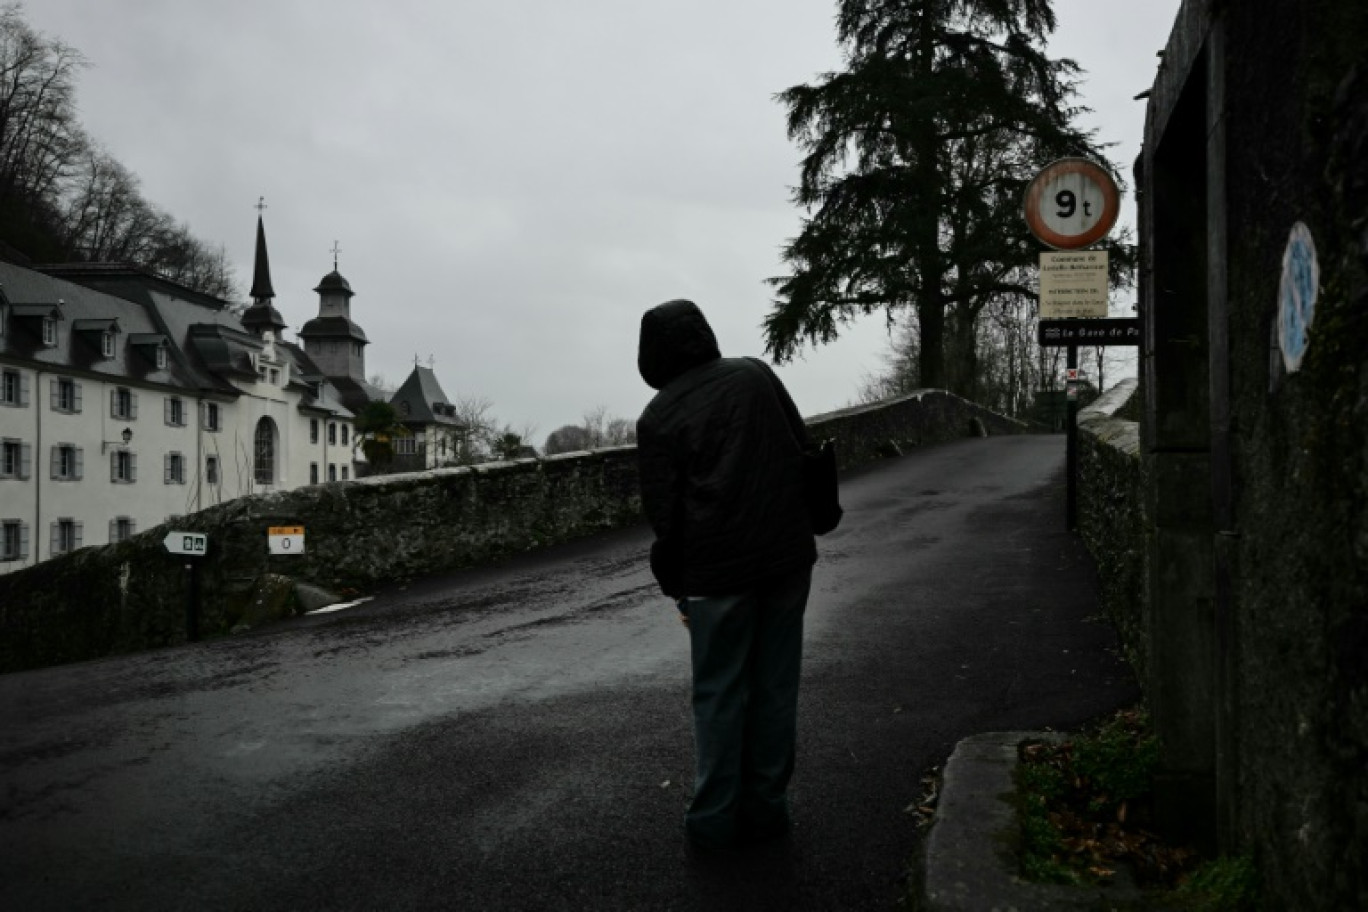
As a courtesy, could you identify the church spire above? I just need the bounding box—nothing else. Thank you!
[241,198,288,339]
[249,198,275,302]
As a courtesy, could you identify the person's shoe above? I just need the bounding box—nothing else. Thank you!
[685,822,738,856]
[740,812,792,845]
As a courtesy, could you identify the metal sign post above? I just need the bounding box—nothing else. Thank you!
[1024,159,1123,531]
[164,531,208,642]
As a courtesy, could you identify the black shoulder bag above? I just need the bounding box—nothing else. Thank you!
[804,438,843,535]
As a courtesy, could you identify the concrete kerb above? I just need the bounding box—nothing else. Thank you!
[919,731,1171,912]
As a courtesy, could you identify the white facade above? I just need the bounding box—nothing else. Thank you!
[0,263,359,575]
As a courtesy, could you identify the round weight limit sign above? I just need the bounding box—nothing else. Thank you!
[1023,158,1120,250]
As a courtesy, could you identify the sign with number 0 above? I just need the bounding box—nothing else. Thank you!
[1023,158,1121,250]
[268,525,305,555]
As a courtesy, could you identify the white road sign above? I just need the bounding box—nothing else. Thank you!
[164,531,207,555]
[1024,158,1120,250]
[268,525,305,555]
[1039,250,1110,318]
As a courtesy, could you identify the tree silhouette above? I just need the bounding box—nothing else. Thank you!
[767,0,1131,395]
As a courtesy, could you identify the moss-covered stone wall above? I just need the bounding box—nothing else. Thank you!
[1076,379,1147,685]
[1141,0,1367,905]
[1220,3,1367,904]
[0,389,1028,673]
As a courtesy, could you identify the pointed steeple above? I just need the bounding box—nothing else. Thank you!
[249,211,275,302]
[241,200,288,339]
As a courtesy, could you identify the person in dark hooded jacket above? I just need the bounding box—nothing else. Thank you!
[636,299,817,851]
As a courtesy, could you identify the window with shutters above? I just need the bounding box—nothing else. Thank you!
[110,517,135,543]
[2,369,28,407]
[165,396,185,427]
[52,378,81,413]
[164,451,185,484]
[1,520,28,561]
[51,444,82,481]
[111,387,137,420]
[201,401,221,431]
[52,519,82,555]
[328,422,337,445]
[111,449,136,483]
[1,439,30,480]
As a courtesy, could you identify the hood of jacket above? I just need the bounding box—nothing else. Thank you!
[637,299,721,390]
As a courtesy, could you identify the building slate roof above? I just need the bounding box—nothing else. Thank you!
[297,314,369,343]
[1,263,200,392]
[389,365,464,427]
[3,261,351,419]
[313,270,353,297]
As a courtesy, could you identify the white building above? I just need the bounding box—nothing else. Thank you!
[0,217,367,573]
[1,212,465,574]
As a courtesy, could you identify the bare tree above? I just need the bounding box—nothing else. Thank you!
[0,6,239,299]
[0,5,86,210]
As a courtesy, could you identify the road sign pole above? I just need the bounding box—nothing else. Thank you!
[1066,344,1079,531]
[186,560,201,643]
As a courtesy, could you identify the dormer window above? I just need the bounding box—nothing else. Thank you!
[9,303,63,345]
[74,319,121,359]
[128,333,169,370]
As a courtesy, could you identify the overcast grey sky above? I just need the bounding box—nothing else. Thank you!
[27,0,1179,442]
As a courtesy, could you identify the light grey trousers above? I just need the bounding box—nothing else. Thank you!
[682,565,812,848]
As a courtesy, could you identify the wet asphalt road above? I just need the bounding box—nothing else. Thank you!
[0,434,1139,911]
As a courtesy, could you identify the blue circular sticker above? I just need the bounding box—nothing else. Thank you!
[1278,222,1319,373]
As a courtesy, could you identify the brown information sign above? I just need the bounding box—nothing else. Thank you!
[1038,318,1141,347]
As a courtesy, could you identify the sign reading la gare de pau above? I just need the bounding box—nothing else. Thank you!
[1024,158,1120,319]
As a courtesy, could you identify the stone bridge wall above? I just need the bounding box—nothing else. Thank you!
[0,389,1028,672]
[1075,378,1147,684]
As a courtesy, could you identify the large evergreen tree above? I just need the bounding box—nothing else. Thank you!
[766,0,1130,394]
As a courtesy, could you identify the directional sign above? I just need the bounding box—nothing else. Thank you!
[1038,318,1141,347]
[164,531,208,556]
[1024,158,1121,250]
[268,525,305,555]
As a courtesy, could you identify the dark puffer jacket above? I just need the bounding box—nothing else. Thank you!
[636,300,816,598]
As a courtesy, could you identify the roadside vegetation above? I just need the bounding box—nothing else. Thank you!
[1015,706,1260,910]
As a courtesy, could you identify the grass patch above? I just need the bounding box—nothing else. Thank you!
[1174,855,1260,911]
[1016,707,1194,887]
[1014,707,1261,909]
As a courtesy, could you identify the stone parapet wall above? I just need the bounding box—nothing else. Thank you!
[1075,378,1147,684]
[0,389,1028,673]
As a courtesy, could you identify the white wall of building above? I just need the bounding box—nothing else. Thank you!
[0,359,357,575]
